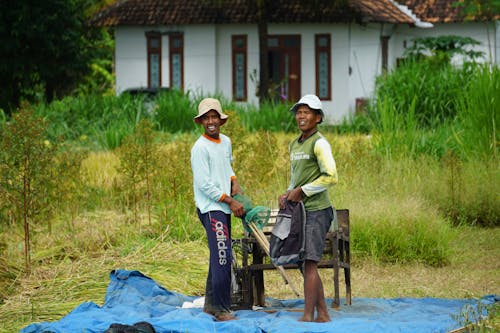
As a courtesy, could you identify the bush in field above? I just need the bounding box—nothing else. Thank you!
[54,149,89,229]
[117,119,159,225]
[0,107,56,272]
[353,205,453,266]
[32,94,146,149]
[370,59,475,129]
[433,153,499,227]
[155,134,204,241]
[154,89,197,133]
[30,92,298,151]
[237,100,296,132]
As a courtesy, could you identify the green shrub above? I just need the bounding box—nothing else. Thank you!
[371,59,473,128]
[154,89,197,133]
[452,64,499,160]
[0,107,57,272]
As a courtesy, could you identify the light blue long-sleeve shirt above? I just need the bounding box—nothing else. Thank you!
[191,133,236,214]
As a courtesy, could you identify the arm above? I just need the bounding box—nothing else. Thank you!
[231,176,243,197]
[301,138,338,197]
[279,142,294,208]
[220,192,245,217]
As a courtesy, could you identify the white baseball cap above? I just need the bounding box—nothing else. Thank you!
[290,94,324,123]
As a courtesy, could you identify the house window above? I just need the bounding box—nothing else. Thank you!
[381,36,389,72]
[169,33,184,90]
[315,34,331,100]
[232,35,247,101]
[146,31,161,88]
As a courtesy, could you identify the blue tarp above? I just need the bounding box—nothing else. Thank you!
[21,269,497,333]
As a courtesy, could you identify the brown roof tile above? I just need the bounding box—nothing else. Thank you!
[350,0,415,24]
[398,0,500,23]
[91,0,416,27]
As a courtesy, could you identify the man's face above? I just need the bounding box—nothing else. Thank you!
[295,105,321,132]
[200,110,222,139]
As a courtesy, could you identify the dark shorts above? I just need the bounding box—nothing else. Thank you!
[304,207,334,262]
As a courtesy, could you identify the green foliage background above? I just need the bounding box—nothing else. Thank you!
[0,0,113,114]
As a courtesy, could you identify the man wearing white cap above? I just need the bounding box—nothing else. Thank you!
[279,94,338,322]
[191,97,245,321]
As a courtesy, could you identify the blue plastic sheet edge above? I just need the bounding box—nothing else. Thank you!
[20,269,499,333]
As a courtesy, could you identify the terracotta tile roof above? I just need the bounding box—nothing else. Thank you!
[350,0,415,24]
[398,0,500,23]
[91,0,416,27]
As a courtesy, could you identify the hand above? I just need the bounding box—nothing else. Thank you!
[286,187,303,203]
[230,199,245,217]
[278,194,287,209]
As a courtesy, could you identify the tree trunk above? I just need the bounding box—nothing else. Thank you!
[257,1,269,104]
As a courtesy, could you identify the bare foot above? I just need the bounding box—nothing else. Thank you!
[314,309,331,322]
[314,314,331,323]
[215,313,237,321]
[298,315,314,322]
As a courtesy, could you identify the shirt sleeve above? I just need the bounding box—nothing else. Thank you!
[191,143,225,202]
[287,142,294,192]
[228,137,236,179]
[301,138,338,196]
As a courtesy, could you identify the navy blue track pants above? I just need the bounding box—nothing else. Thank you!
[197,209,232,313]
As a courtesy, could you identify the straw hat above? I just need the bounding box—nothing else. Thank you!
[194,98,228,125]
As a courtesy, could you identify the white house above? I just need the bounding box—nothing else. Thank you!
[92,0,499,123]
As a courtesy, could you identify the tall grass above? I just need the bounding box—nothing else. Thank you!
[29,92,297,150]
[237,100,296,132]
[1,131,459,269]
[32,94,148,150]
[452,65,499,160]
[371,59,474,128]
[154,89,197,133]
[371,95,419,157]
[367,62,498,226]
[369,62,498,159]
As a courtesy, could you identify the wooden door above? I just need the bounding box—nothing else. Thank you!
[267,35,301,102]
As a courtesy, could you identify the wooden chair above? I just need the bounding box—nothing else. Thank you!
[231,208,351,310]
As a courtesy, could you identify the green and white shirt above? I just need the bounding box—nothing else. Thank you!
[288,131,338,211]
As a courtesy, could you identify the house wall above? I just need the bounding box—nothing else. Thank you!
[347,23,385,117]
[115,27,149,92]
[215,23,385,122]
[114,23,388,123]
[113,20,497,124]
[184,25,217,94]
[497,21,500,64]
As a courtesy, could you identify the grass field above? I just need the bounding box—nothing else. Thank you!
[1,130,498,332]
[0,208,498,332]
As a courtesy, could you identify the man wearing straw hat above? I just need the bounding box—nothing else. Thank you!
[191,97,245,321]
[279,94,338,322]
